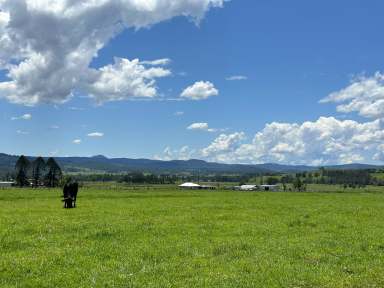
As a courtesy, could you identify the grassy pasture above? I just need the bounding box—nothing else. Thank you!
[1,186,384,287]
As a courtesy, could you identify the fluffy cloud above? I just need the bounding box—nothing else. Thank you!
[181,81,219,100]
[201,117,384,165]
[87,132,104,137]
[87,58,171,104]
[188,122,209,130]
[69,107,84,111]
[11,113,32,120]
[156,116,384,164]
[321,73,384,119]
[154,146,194,161]
[226,75,247,81]
[72,139,82,144]
[199,73,384,165]
[140,58,171,66]
[174,111,184,116]
[187,122,216,132]
[155,72,384,165]
[373,144,384,162]
[201,132,246,162]
[0,0,226,105]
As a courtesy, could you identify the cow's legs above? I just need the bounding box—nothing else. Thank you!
[63,197,73,208]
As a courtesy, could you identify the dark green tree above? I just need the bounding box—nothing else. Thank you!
[32,157,46,187]
[293,176,305,192]
[15,155,30,187]
[266,177,278,185]
[45,157,62,187]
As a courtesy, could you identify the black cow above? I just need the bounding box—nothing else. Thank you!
[62,182,79,208]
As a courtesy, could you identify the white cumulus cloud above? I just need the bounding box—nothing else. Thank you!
[199,73,384,165]
[0,0,226,105]
[140,58,171,66]
[154,146,194,161]
[87,58,171,104]
[226,75,247,81]
[201,117,384,165]
[187,122,216,132]
[181,81,219,100]
[87,132,104,137]
[201,132,246,163]
[72,139,82,144]
[320,72,384,119]
[11,113,32,120]
[157,72,384,165]
[373,144,384,162]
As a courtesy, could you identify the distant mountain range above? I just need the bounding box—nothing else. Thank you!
[0,153,381,175]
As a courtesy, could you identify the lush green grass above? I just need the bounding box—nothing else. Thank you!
[371,172,384,180]
[1,186,384,287]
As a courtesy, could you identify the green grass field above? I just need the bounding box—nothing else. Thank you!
[1,186,384,287]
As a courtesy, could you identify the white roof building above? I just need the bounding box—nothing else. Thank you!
[0,181,14,188]
[260,185,280,191]
[234,184,280,191]
[239,185,257,191]
[178,182,201,189]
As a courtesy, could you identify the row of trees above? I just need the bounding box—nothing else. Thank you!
[69,172,263,184]
[71,172,178,184]
[120,173,177,184]
[10,157,382,189]
[281,169,373,188]
[15,156,62,187]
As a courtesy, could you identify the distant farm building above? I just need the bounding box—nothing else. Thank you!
[259,185,280,191]
[0,181,14,188]
[178,183,216,190]
[200,185,216,190]
[236,185,258,191]
[234,184,280,191]
[179,182,201,189]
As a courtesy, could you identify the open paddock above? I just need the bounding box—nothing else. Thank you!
[1,186,384,287]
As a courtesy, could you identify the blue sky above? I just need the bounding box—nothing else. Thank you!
[1,0,384,165]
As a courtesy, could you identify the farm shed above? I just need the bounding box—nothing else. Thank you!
[200,185,216,190]
[178,183,216,190]
[239,185,258,191]
[259,185,280,191]
[179,182,201,189]
[0,182,14,188]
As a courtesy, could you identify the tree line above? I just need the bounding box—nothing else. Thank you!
[69,172,178,184]
[281,168,377,188]
[8,157,384,189]
[14,155,62,187]
[68,172,266,184]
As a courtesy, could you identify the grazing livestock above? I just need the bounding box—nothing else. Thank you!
[62,182,79,208]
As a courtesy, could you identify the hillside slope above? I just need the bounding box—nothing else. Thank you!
[1,153,381,175]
